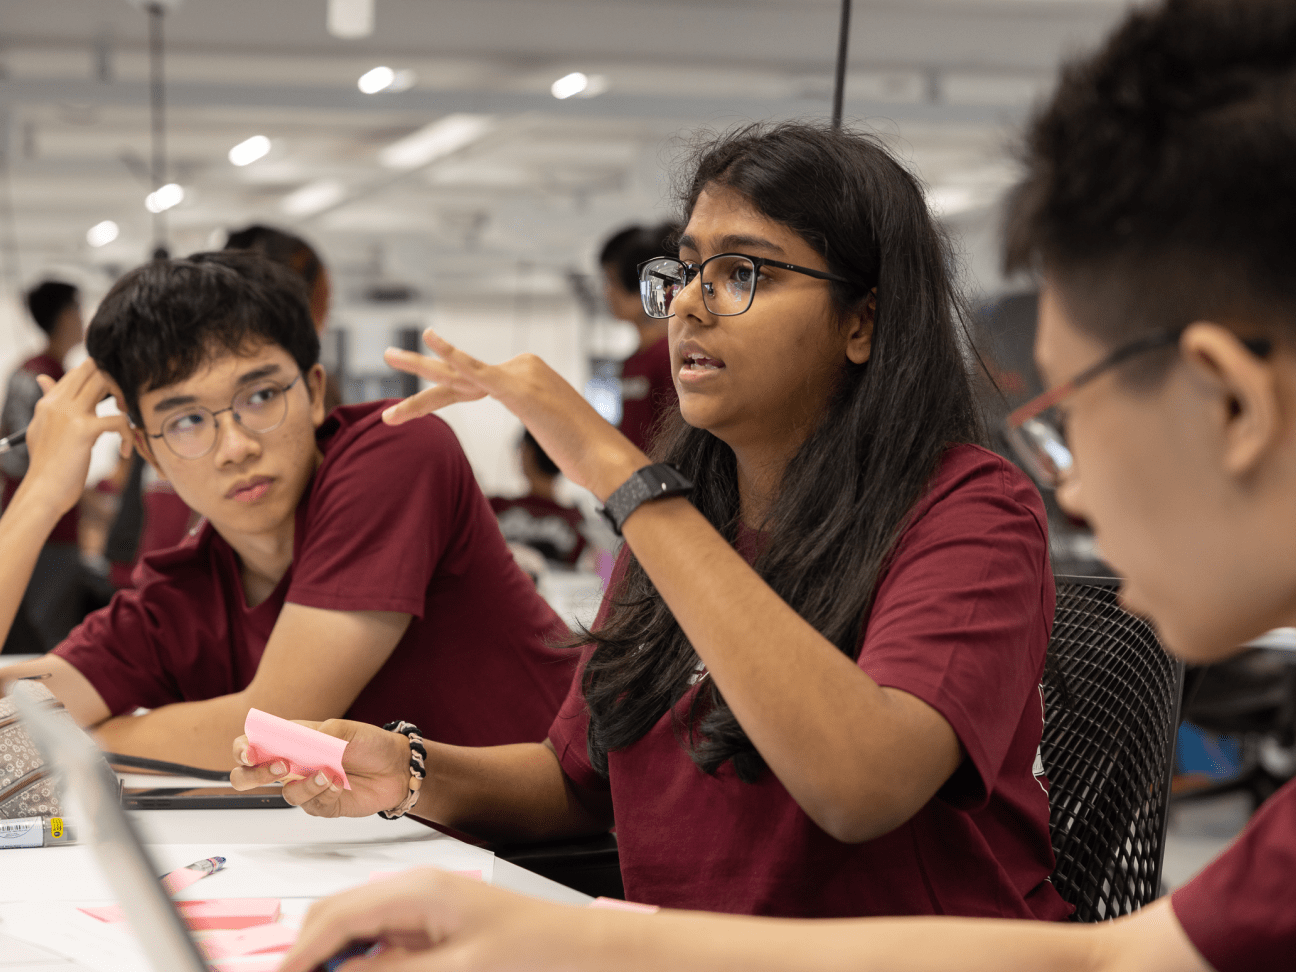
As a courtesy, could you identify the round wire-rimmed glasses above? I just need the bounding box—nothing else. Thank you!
[148,373,302,459]
[637,253,851,319]
[1004,329,1271,488]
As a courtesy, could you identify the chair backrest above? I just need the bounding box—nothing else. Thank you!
[1041,576,1184,922]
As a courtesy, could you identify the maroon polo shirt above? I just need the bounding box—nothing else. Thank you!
[549,444,1071,919]
[1172,776,1296,970]
[54,401,577,746]
[618,336,676,454]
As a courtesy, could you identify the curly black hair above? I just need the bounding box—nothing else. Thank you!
[1004,0,1296,352]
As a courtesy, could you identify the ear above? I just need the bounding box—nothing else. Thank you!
[306,363,328,427]
[844,289,876,365]
[1179,322,1279,477]
[132,428,166,482]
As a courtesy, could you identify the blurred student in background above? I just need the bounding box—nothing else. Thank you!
[600,223,679,452]
[1,280,88,650]
[490,430,588,569]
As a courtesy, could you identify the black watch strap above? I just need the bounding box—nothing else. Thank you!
[600,463,694,535]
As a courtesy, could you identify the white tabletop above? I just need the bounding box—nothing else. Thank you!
[2,654,589,969]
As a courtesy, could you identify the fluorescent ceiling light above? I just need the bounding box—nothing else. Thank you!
[228,135,271,167]
[551,72,608,100]
[328,0,374,39]
[551,72,588,99]
[144,183,184,214]
[281,179,346,216]
[86,220,119,248]
[358,65,395,94]
[378,114,494,171]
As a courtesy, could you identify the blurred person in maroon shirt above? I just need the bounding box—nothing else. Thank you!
[1,280,87,650]
[600,223,680,453]
[489,430,588,569]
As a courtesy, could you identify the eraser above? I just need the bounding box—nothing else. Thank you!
[80,898,281,930]
[244,708,350,790]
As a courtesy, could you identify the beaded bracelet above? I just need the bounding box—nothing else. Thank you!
[378,720,427,820]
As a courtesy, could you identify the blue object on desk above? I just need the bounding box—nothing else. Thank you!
[318,940,382,971]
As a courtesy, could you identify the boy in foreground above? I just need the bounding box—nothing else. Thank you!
[0,252,575,770]
[271,0,1293,968]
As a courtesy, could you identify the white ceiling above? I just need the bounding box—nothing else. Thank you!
[0,0,1135,301]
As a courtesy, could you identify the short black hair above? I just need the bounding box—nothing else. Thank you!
[1004,0,1296,350]
[86,251,320,425]
[599,222,679,294]
[521,429,560,478]
[26,281,78,335]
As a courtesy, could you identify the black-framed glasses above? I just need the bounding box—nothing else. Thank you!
[1004,329,1272,488]
[148,374,302,459]
[637,253,851,319]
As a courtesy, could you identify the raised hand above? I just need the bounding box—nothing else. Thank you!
[229,718,410,819]
[17,358,132,520]
[382,329,650,502]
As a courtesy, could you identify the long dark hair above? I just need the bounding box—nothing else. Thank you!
[583,122,983,782]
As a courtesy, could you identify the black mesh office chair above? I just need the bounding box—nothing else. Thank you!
[1041,576,1184,922]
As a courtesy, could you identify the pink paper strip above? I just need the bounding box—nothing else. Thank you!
[80,898,281,930]
[588,897,659,913]
[197,923,297,959]
[244,708,350,790]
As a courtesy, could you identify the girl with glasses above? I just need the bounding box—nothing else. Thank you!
[235,121,1068,924]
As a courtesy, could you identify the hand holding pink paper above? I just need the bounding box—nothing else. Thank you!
[243,708,351,790]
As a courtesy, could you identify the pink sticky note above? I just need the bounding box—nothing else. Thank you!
[588,897,659,913]
[244,708,350,790]
[197,923,297,959]
[80,898,280,930]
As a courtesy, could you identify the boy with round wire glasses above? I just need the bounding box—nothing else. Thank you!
[0,251,576,772]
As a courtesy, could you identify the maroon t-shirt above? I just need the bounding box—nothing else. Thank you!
[549,444,1071,919]
[1172,776,1296,970]
[1,354,78,546]
[54,401,577,746]
[618,336,676,454]
[489,494,587,566]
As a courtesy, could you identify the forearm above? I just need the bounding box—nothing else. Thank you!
[591,900,1205,972]
[93,692,254,770]
[413,740,612,844]
[620,499,935,839]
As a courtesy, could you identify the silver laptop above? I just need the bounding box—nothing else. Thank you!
[5,680,208,972]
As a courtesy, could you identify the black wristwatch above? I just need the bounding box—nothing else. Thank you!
[600,463,694,535]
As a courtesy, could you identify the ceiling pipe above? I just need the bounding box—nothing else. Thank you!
[831,0,852,128]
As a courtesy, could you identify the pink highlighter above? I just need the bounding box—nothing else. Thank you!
[243,708,351,790]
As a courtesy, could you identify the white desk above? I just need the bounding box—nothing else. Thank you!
[1,655,589,969]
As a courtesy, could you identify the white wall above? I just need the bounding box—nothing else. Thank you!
[332,292,588,498]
